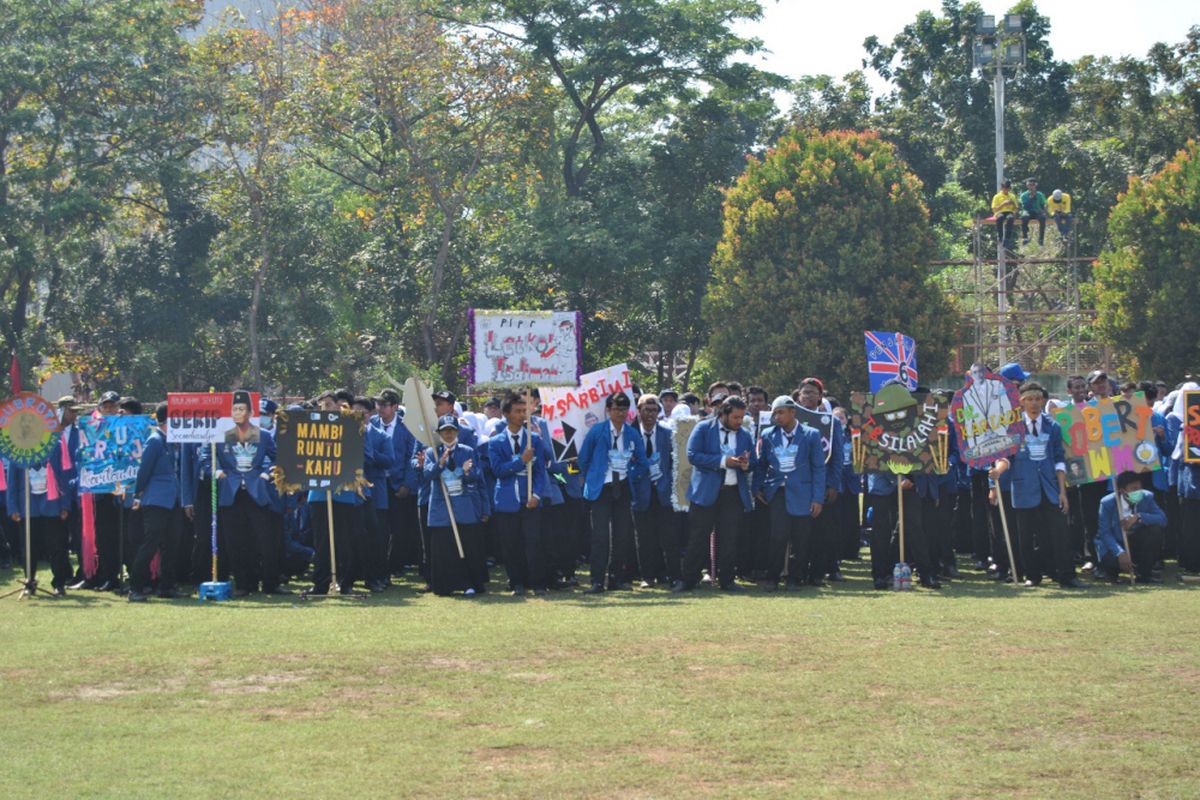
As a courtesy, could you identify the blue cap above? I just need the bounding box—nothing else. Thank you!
[259,398,278,415]
[999,362,1029,383]
[436,414,458,431]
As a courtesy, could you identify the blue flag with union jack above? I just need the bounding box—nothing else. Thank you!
[864,330,919,392]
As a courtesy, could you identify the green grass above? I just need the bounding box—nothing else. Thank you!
[2,558,1198,799]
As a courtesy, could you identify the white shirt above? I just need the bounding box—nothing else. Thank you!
[1023,412,1066,473]
[721,426,738,486]
[604,424,627,485]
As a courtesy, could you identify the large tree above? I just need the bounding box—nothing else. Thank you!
[705,129,957,394]
[1090,140,1200,379]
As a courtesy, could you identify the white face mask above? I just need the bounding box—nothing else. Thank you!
[258,415,274,430]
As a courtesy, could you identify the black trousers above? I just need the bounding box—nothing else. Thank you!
[837,492,861,559]
[311,500,354,593]
[27,515,71,590]
[767,493,812,583]
[969,470,993,563]
[634,492,680,583]
[131,506,182,595]
[495,506,546,591]
[995,213,1015,246]
[807,498,838,581]
[221,491,279,592]
[561,494,589,568]
[683,486,743,587]
[1022,211,1046,244]
[921,492,955,573]
[94,495,122,584]
[1179,497,1200,572]
[345,503,378,589]
[1099,524,1163,580]
[386,493,421,573]
[429,522,488,595]
[588,484,633,587]
[541,501,575,582]
[738,501,771,579]
[1014,497,1074,584]
[189,478,232,583]
[1078,481,1108,560]
[867,490,926,581]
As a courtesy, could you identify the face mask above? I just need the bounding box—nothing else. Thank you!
[1125,489,1146,505]
[258,415,274,430]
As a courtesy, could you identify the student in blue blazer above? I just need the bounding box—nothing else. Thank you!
[215,390,284,596]
[674,395,757,592]
[755,395,825,589]
[531,399,576,588]
[372,389,421,577]
[485,394,550,595]
[424,415,489,596]
[794,378,843,584]
[8,445,72,595]
[352,395,394,593]
[577,391,647,593]
[1094,471,1166,582]
[993,381,1084,588]
[631,394,678,587]
[128,403,183,601]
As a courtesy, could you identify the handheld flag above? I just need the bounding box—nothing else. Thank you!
[864,330,918,392]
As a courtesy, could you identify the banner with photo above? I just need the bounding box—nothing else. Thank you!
[1052,393,1161,486]
[468,309,581,388]
[77,415,154,494]
[949,366,1024,469]
[166,391,261,445]
[539,363,634,461]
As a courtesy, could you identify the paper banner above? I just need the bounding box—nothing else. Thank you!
[1052,393,1161,486]
[539,363,634,461]
[77,415,154,494]
[469,309,581,388]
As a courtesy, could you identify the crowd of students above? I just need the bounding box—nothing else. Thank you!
[3,365,1197,601]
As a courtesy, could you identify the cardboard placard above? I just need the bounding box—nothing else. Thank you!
[0,392,62,468]
[1185,390,1200,465]
[848,386,951,474]
[950,367,1024,468]
[166,392,261,444]
[469,309,581,388]
[1053,393,1161,486]
[540,363,634,461]
[272,409,365,494]
[76,415,154,494]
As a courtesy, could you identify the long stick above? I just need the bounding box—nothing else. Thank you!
[22,472,31,598]
[897,481,906,565]
[994,483,1020,586]
[524,391,534,500]
[210,443,218,583]
[1119,496,1135,588]
[326,489,339,592]
[439,478,465,559]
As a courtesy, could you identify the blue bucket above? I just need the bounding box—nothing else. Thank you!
[198,581,233,602]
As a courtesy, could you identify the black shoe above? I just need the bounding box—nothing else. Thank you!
[583,583,605,595]
[719,583,745,593]
[1059,578,1087,589]
[127,591,149,603]
[669,580,689,593]
[874,579,890,590]
[304,585,329,596]
[68,579,89,590]
[920,577,942,590]
[96,580,119,592]
[943,566,961,579]
[1140,574,1164,584]
[1023,578,1041,587]
[263,587,294,595]
[828,571,847,582]
[532,587,548,597]
[233,588,252,598]
[510,584,526,597]
[52,586,67,597]
[808,578,827,588]
[157,589,180,599]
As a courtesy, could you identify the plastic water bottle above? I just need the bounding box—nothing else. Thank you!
[892,563,902,591]
[900,563,913,591]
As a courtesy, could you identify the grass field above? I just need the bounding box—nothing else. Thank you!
[2,557,1198,799]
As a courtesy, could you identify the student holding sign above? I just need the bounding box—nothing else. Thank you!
[424,415,489,596]
[992,382,1085,589]
[1094,472,1165,583]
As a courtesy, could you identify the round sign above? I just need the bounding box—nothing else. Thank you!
[0,393,62,468]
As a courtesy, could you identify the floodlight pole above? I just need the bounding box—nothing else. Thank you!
[994,63,1008,364]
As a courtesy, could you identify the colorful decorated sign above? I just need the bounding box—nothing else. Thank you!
[0,392,62,468]
[1052,393,1161,486]
[1185,390,1200,465]
[166,392,261,445]
[864,330,918,392]
[671,416,699,512]
[77,415,154,494]
[272,409,366,493]
[848,385,951,474]
[540,363,634,461]
[950,366,1023,468]
[759,407,834,462]
[469,309,581,387]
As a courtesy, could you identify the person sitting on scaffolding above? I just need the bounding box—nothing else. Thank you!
[1019,177,1048,247]
[990,179,1019,250]
[1047,188,1072,243]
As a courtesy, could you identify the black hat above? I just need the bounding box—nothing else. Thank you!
[484,396,501,409]
[259,398,278,415]
[659,388,679,400]
[118,396,143,414]
[436,414,459,431]
[99,391,120,404]
[432,390,456,404]
[232,390,252,408]
[378,389,401,405]
[1086,370,1109,384]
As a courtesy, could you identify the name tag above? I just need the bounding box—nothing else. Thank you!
[1025,434,1049,462]
[648,453,662,482]
[442,470,464,497]
[609,448,631,475]
[29,467,48,496]
[775,444,798,474]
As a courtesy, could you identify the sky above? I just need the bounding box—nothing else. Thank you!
[735,0,1198,92]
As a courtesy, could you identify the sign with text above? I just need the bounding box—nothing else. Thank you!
[0,393,62,469]
[77,415,154,494]
[166,392,261,445]
[1185,391,1200,465]
[469,309,581,388]
[1053,393,1161,486]
[848,385,951,475]
[950,367,1023,469]
[272,410,365,493]
[540,363,634,461]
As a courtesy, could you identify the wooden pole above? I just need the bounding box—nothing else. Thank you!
[22,472,31,598]
[326,489,339,592]
[897,479,906,565]
[994,484,1020,587]
[524,390,534,500]
[210,442,218,583]
[439,473,466,560]
[1120,496,1135,588]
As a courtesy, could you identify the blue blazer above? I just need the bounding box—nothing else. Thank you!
[485,427,550,513]
[215,429,277,508]
[997,413,1066,509]
[534,416,566,505]
[686,417,756,511]
[631,423,673,511]
[1095,491,1168,561]
[7,455,70,518]
[577,420,648,503]
[755,423,825,516]
[133,428,181,510]
[362,423,394,509]
[424,442,488,527]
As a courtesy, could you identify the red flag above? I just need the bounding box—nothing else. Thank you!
[8,353,20,393]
